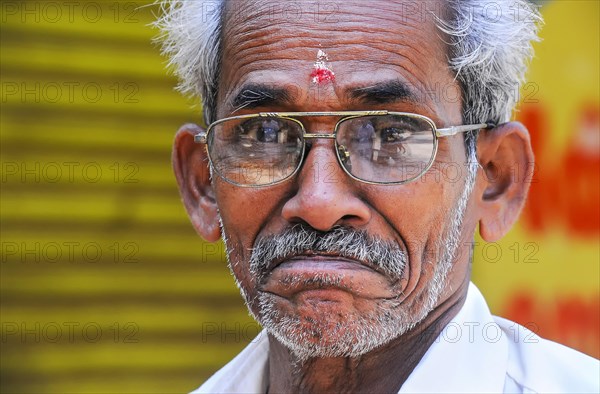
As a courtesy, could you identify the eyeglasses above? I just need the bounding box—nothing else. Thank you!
[194,111,493,187]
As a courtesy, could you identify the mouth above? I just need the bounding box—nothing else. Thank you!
[257,251,397,300]
[268,251,382,276]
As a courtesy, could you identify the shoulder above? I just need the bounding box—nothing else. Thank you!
[494,316,599,393]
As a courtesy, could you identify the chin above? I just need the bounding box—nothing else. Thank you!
[256,291,423,361]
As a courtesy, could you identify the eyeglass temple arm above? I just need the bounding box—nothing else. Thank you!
[436,122,496,137]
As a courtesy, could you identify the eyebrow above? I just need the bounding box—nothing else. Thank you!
[228,79,419,112]
[347,79,419,105]
[230,83,293,111]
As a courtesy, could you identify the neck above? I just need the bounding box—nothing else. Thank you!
[267,280,469,393]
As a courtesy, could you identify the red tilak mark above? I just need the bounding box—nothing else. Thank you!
[310,49,335,84]
[310,66,335,84]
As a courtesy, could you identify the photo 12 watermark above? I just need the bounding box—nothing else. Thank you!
[1,241,140,264]
[1,321,140,344]
[1,161,140,184]
[1,1,142,24]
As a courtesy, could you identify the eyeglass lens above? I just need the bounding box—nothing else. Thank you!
[336,115,436,183]
[208,114,436,186]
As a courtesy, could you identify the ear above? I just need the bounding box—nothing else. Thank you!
[474,122,534,242]
[172,123,221,242]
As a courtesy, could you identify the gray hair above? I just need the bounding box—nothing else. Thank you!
[155,0,542,148]
[154,0,224,124]
[439,0,542,159]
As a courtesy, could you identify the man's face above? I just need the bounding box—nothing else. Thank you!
[211,0,477,359]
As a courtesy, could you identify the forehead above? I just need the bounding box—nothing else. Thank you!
[219,0,455,116]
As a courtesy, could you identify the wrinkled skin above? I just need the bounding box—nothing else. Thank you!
[173,1,534,392]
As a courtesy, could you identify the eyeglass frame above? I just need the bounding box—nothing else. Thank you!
[193,110,494,187]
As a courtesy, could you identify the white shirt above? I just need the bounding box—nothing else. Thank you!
[192,282,599,393]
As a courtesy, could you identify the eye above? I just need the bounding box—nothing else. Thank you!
[370,119,418,165]
[238,118,290,144]
[374,117,418,143]
[257,119,280,142]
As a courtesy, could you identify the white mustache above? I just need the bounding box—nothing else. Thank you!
[248,224,407,283]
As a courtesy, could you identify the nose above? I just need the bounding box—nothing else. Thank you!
[281,140,372,231]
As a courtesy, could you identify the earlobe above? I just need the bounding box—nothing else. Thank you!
[173,123,221,242]
[475,122,534,242]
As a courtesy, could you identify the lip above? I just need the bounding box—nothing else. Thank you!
[268,251,383,275]
[261,254,394,299]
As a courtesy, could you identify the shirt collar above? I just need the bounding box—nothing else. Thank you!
[192,330,269,393]
[399,282,509,393]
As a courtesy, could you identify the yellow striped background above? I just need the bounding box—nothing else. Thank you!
[1,1,258,392]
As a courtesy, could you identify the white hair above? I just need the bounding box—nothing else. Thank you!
[154,0,224,124]
[438,0,542,159]
[154,0,542,133]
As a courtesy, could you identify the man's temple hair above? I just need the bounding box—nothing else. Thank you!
[154,0,542,160]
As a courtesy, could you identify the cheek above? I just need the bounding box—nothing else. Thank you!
[370,176,452,242]
[362,172,460,293]
[214,182,273,242]
[213,181,286,286]
[407,193,447,268]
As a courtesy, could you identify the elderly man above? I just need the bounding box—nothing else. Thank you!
[157,0,599,392]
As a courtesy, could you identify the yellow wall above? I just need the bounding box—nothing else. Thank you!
[1,1,255,392]
[471,0,599,358]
